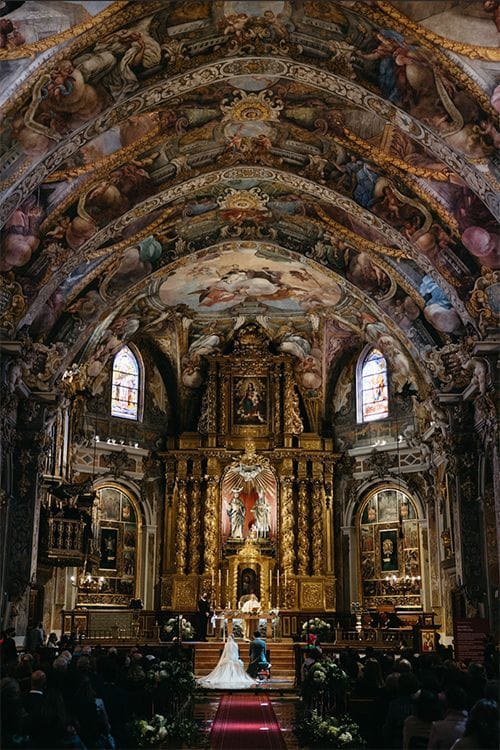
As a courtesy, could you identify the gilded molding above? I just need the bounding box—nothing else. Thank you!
[374,0,500,64]
[3,58,497,230]
[360,1,498,114]
[0,2,125,60]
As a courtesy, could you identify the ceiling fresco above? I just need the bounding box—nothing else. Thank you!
[0,0,498,405]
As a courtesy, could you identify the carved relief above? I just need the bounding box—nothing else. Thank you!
[300,581,324,610]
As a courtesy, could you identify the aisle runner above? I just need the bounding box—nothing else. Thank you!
[210,693,287,750]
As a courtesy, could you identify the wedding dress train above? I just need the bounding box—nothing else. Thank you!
[197,635,256,689]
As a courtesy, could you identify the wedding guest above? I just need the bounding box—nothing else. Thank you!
[402,689,442,749]
[428,685,468,749]
[450,699,499,750]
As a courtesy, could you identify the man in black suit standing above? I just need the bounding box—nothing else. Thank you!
[247,630,270,678]
[197,592,211,641]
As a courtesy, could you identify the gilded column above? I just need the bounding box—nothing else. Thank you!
[311,479,324,576]
[280,463,295,577]
[297,474,309,576]
[188,460,202,574]
[203,472,219,574]
[175,479,188,574]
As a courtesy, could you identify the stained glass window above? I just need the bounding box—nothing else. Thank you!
[360,349,388,422]
[111,346,139,420]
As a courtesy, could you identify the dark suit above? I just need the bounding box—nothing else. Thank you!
[247,636,269,677]
[197,596,211,641]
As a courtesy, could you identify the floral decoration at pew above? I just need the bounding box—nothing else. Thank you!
[295,709,366,748]
[301,617,332,642]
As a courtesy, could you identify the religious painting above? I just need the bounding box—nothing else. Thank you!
[123,550,135,577]
[233,377,267,426]
[100,489,120,520]
[361,526,374,552]
[361,554,375,580]
[380,530,398,572]
[404,522,419,550]
[420,630,436,653]
[99,528,118,571]
[362,501,377,524]
[377,491,399,522]
[124,528,136,548]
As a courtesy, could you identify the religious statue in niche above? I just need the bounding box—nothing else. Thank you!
[233,377,267,425]
[251,490,271,538]
[227,487,246,538]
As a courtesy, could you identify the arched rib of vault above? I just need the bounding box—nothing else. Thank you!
[51,166,474,325]
[63,240,431,394]
[1,57,497,227]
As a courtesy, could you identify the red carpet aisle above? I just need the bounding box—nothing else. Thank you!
[210,693,287,750]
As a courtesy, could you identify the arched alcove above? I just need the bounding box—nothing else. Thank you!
[357,486,423,611]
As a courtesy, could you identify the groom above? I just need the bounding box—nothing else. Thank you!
[247,630,270,678]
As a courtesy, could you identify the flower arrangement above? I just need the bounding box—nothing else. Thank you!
[303,658,349,696]
[127,714,200,748]
[128,715,168,747]
[146,658,196,700]
[295,710,366,748]
[162,616,195,640]
[301,617,332,642]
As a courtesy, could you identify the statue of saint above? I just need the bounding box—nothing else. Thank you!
[227,488,246,538]
[251,490,271,538]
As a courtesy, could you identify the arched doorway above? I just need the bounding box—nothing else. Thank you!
[358,487,423,611]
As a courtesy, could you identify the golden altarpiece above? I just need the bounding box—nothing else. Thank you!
[160,325,336,621]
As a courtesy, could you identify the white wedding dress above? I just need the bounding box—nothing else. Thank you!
[197,635,256,689]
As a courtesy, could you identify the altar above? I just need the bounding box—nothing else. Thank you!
[212,609,279,640]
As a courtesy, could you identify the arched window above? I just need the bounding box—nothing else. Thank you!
[111,346,140,420]
[357,348,388,423]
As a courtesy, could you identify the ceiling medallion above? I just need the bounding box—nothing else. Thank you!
[217,187,269,212]
[221,89,283,123]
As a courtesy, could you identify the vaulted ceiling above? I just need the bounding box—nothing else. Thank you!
[0,0,498,403]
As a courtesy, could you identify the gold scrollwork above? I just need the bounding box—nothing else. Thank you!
[300,580,324,610]
[0,274,27,336]
[203,476,219,573]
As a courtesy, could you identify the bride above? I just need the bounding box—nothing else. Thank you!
[197,634,256,689]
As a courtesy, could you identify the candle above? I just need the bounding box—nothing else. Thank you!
[284,571,287,590]
[226,569,229,590]
[218,569,221,588]
[211,570,214,589]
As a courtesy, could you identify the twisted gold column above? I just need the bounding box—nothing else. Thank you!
[312,479,324,576]
[280,475,294,577]
[297,479,309,575]
[188,477,201,574]
[175,478,188,574]
[203,475,219,574]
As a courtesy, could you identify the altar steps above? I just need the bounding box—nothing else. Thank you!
[193,641,296,680]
